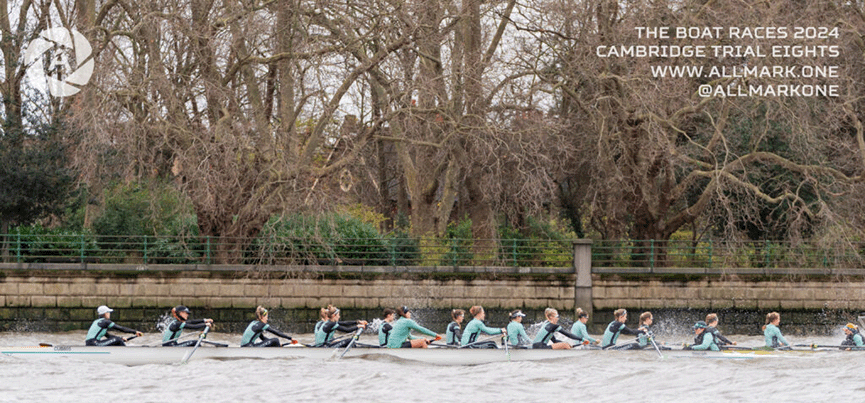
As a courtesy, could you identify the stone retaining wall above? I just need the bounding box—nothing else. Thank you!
[2,264,864,333]
[0,266,574,332]
[593,275,865,311]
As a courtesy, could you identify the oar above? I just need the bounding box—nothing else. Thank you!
[648,334,663,358]
[338,328,364,359]
[180,326,210,364]
[200,340,228,347]
[503,334,510,361]
[794,344,864,350]
[602,341,625,350]
[721,345,756,350]
[428,342,458,348]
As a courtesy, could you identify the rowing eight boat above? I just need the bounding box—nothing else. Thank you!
[0,344,844,366]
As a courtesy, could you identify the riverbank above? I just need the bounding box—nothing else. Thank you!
[2,263,864,334]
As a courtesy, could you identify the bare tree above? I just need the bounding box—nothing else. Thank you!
[71,0,412,262]
[520,0,865,262]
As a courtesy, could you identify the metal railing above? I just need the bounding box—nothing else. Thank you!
[592,239,865,269]
[2,233,864,270]
[0,233,573,268]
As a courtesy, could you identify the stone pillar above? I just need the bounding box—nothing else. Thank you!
[573,239,593,318]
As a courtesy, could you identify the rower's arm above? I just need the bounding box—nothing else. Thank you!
[557,328,583,342]
[336,323,359,333]
[184,319,209,330]
[266,328,292,340]
[409,321,437,337]
[111,324,139,334]
[479,323,503,335]
[620,326,643,336]
[715,333,734,345]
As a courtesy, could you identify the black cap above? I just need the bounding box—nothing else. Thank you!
[175,305,191,315]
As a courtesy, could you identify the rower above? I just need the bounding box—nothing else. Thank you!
[162,305,214,347]
[314,305,367,348]
[506,310,531,347]
[601,309,646,349]
[636,311,653,349]
[314,307,328,339]
[379,308,396,347]
[570,308,599,346]
[762,311,790,349]
[705,313,736,347]
[241,306,296,347]
[841,323,864,349]
[85,305,142,346]
[532,308,583,349]
[386,306,441,348]
[445,309,465,346]
[685,321,719,351]
[461,306,506,348]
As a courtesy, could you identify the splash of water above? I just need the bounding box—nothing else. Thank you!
[155,313,173,333]
[369,318,384,333]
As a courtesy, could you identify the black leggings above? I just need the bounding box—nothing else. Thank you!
[242,338,281,347]
[85,336,126,347]
[164,340,200,347]
[464,341,499,349]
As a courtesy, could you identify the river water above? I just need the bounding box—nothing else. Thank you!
[1,331,862,402]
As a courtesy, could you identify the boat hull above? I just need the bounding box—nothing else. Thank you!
[0,345,831,366]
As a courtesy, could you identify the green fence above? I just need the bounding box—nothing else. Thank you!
[592,239,865,269]
[0,233,573,267]
[2,234,864,270]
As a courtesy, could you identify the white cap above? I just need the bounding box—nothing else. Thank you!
[97,305,113,316]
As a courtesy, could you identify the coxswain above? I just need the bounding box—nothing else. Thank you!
[506,310,531,347]
[85,305,142,346]
[445,309,465,346]
[532,308,583,349]
[685,321,719,351]
[762,311,790,349]
[569,308,599,346]
[386,306,441,348]
[841,323,864,349]
[162,305,214,347]
[705,313,736,347]
[379,308,396,347]
[241,306,296,347]
[461,306,506,348]
[314,306,367,348]
[601,309,646,349]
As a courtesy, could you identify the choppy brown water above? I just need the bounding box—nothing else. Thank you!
[1,331,863,402]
